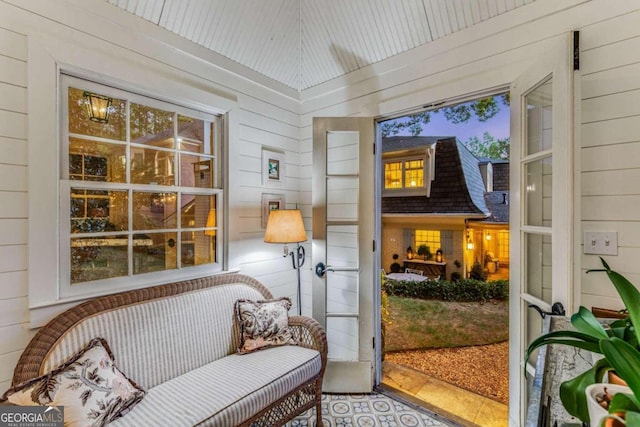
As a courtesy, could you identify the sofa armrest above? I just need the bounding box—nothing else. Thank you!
[289,316,327,365]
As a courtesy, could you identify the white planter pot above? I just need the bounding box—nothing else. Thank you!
[585,383,631,427]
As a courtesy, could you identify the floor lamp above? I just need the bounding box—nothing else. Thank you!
[264,209,307,315]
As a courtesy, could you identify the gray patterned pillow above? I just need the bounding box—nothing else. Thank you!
[1,337,144,427]
[235,297,296,354]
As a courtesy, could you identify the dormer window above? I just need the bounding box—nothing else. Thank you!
[384,158,424,189]
[383,144,435,197]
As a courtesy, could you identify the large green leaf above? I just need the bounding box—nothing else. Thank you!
[559,358,611,423]
[571,306,610,340]
[624,411,640,425]
[524,332,603,374]
[609,392,640,414]
[601,338,640,403]
[605,267,640,346]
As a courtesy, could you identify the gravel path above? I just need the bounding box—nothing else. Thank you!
[385,341,509,404]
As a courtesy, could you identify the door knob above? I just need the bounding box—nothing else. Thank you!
[315,262,334,278]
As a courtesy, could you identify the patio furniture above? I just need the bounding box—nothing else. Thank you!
[7,273,327,427]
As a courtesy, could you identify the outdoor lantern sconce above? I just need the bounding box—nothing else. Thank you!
[264,209,307,315]
[435,248,443,263]
[486,233,492,241]
[83,91,112,123]
[406,246,414,260]
[466,231,474,250]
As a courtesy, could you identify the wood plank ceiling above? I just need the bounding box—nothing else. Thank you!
[105,0,537,91]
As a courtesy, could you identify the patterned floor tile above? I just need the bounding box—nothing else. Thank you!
[285,393,449,427]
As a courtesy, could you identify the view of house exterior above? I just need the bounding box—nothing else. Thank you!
[382,136,509,281]
[2,1,640,425]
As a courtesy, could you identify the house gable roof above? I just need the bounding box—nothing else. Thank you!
[382,136,490,217]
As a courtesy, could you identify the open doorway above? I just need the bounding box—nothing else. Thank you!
[378,93,510,427]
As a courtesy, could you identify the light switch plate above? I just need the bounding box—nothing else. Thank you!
[584,231,618,255]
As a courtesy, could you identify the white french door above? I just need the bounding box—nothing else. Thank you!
[509,35,573,425]
[311,117,376,393]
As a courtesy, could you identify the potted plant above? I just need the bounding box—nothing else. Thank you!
[390,253,401,273]
[417,244,432,261]
[525,257,640,425]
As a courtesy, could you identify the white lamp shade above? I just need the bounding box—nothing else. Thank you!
[264,210,307,243]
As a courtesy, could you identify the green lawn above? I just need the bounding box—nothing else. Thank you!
[384,295,509,352]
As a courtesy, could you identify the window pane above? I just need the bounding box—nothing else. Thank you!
[133,232,177,274]
[130,148,175,185]
[180,156,213,188]
[69,138,126,183]
[525,157,552,227]
[130,103,174,148]
[404,159,424,188]
[70,235,129,284]
[525,233,552,303]
[132,192,177,230]
[525,76,553,156]
[414,230,440,255]
[178,115,213,155]
[68,87,126,141]
[71,189,128,233]
[181,231,215,266]
[64,78,222,289]
[384,162,401,189]
[327,131,359,175]
[180,194,216,229]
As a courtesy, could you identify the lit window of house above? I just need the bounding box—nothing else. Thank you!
[61,76,223,291]
[415,230,441,253]
[382,144,435,196]
[404,159,424,187]
[384,161,402,188]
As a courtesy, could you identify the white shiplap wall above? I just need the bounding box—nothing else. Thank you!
[579,8,640,309]
[0,24,35,395]
[0,0,302,392]
[298,0,640,330]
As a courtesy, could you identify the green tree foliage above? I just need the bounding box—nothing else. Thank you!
[381,94,510,160]
[381,95,509,137]
[380,112,431,137]
[465,132,510,160]
[442,97,500,124]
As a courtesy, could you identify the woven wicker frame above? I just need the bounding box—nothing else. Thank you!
[13,273,327,427]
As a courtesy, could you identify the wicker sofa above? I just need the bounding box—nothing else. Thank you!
[10,273,327,426]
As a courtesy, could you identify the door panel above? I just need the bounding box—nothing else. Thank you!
[509,34,573,425]
[312,117,375,393]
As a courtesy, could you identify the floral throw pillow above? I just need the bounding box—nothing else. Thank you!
[1,337,144,427]
[235,297,296,354]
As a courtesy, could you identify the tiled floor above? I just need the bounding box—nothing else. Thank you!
[381,361,508,427]
[287,392,455,427]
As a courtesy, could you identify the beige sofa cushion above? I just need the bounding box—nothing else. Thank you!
[42,283,265,390]
[109,345,321,427]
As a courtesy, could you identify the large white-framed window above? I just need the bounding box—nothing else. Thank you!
[58,75,224,299]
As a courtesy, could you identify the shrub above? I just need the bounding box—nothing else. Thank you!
[383,277,508,302]
[469,261,487,281]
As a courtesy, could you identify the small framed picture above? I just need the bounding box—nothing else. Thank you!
[262,148,285,187]
[261,193,285,228]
